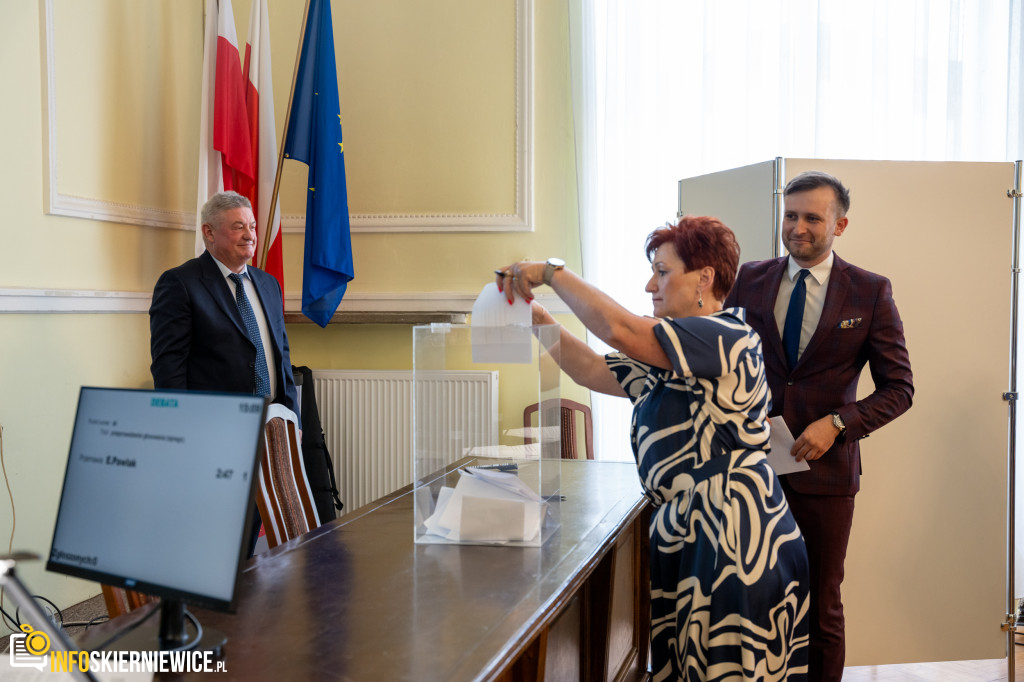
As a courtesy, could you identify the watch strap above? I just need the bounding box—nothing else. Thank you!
[543,259,564,286]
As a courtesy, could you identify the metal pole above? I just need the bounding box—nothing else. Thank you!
[772,157,785,258]
[1005,160,1023,682]
[260,0,313,270]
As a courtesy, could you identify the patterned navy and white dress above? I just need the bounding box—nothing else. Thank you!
[607,308,809,681]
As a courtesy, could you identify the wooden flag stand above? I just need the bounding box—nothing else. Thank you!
[259,0,312,271]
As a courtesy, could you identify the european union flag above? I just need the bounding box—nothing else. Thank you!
[283,0,353,327]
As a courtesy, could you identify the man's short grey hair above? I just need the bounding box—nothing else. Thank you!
[201,191,252,228]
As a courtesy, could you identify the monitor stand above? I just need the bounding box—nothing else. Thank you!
[103,599,227,657]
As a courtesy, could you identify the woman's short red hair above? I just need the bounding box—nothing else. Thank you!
[645,216,740,301]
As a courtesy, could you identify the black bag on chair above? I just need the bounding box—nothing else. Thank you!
[292,365,343,521]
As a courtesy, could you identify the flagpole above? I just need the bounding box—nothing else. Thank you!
[261,0,313,270]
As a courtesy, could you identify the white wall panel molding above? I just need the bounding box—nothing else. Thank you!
[42,0,533,234]
[41,0,195,231]
[0,287,567,315]
[0,288,152,314]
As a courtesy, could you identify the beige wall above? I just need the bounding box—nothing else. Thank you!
[791,159,1010,665]
[0,0,583,630]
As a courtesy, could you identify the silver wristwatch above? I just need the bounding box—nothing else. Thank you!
[830,411,846,433]
[543,258,566,285]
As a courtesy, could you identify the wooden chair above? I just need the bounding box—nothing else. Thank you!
[101,585,157,619]
[523,399,594,460]
[101,406,320,616]
[255,404,322,549]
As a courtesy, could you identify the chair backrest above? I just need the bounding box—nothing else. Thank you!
[100,406,319,615]
[523,399,594,460]
[256,404,322,549]
[101,584,157,619]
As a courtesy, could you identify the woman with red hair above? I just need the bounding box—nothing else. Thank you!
[496,216,809,681]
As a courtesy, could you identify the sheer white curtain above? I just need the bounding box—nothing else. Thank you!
[569,0,1024,461]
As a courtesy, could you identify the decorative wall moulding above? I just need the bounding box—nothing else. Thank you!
[0,288,152,314]
[0,288,567,317]
[47,193,195,232]
[42,0,534,234]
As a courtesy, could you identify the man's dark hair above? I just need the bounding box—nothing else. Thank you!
[784,171,851,217]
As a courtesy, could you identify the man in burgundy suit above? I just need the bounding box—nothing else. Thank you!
[724,171,914,681]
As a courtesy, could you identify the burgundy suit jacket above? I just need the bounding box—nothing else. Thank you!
[724,253,913,495]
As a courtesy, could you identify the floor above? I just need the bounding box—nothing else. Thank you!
[0,592,108,653]
[844,643,1020,681]
[845,659,1009,681]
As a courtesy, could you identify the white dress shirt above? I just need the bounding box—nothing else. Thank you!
[773,251,834,362]
[211,256,279,399]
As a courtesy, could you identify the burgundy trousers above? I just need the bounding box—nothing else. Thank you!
[781,479,856,682]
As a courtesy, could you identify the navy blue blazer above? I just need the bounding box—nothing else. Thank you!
[149,250,298,412]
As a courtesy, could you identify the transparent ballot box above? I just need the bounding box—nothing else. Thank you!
[413,323,562,546]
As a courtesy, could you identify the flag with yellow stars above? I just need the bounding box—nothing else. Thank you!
[283,0,354,327]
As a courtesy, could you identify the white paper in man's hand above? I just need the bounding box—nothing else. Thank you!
[767,416,810,475]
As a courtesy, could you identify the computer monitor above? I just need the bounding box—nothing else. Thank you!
[46,387,268,652]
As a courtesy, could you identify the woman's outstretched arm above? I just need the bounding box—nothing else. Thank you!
[497,262,671,370]
[530,302,626,397]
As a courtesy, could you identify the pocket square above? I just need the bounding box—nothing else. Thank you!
[838,318,863,329]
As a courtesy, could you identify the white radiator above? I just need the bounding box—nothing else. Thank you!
[311,370,499,515]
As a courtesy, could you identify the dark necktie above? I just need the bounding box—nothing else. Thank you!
[228,273,272,397]
[782,269,810,369]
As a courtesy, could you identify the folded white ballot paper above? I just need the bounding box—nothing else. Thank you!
[470,282,533,364]
[767,416,811,475]
[464,443,541,459]
[502,425,562,441]
[423,467,547,544]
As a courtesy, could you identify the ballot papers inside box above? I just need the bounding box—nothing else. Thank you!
[413,323,562,546]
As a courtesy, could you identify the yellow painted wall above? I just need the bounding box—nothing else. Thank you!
[0,315,155,623]
[0,0,583,632]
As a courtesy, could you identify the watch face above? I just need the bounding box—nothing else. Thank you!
[547,258,566,267]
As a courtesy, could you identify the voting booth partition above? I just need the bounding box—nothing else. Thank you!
[678,158,1018,666]
[412,323,563,547]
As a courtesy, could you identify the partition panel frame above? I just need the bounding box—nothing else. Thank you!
[679,158,1015,666]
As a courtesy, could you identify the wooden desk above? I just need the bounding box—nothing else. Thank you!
[85,459,650,681]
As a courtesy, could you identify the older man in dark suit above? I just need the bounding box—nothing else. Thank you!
[724,171,914,681]
[150,191,297,411]
[150,191,298,555]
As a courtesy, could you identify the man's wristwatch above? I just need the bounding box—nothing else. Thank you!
[543,258,565,286]
[830,411,846,434]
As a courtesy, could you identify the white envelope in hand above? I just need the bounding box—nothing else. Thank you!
[470,282,533,364]
[767,416,810,475]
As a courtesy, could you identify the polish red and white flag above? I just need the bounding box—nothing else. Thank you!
[243,0,284,293]
[195,0,255,256]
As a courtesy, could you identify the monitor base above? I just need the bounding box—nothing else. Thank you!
[103,619,227,658]
[94,600,226,658]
